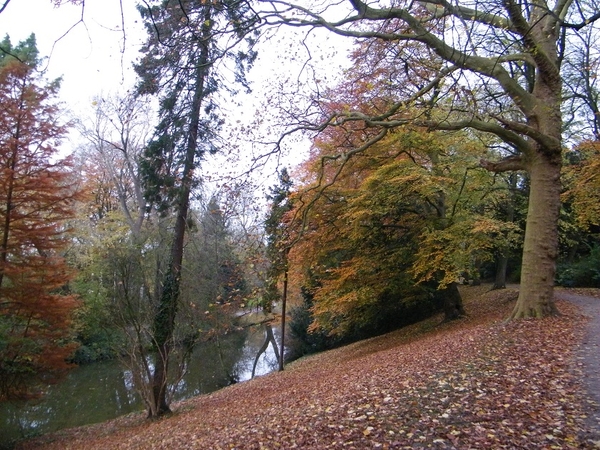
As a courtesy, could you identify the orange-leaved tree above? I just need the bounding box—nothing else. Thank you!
[259,0,600,318]
[282,35,520,338]
[287,125,519,338]
[0,35,80,400]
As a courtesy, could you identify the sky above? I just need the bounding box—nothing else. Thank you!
[0,0,353,196]
[0,0,143,111]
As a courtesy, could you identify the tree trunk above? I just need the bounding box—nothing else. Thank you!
[511,155,560,318]
[150,270,180,416]
[493,254,508,290]
[279,269,288,372]
[493,179,515,290]
[435,282,466,321]
[148,11,211,416]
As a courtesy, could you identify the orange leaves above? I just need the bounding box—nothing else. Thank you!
[288,121,514,334]
[0,36,80,400]
[20,290,599,449]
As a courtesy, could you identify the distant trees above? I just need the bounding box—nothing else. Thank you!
[263,168,293,313]
[558,140,600,287]
[564,141,600,231]
[0,35,80,400]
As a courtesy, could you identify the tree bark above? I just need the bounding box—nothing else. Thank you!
[435,282,466,322]
[493,180,515,290]
[511,155,561,318]
[279,269,288,372]
[493,254,508,290]
[148,8,212,417]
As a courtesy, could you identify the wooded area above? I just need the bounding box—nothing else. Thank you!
[0,0,599,430]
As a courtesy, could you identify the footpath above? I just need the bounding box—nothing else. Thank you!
[559,292,600,444]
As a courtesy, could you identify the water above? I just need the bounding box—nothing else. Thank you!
[0,323,282,448]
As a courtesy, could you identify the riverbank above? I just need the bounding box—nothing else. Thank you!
[18,285,600,449]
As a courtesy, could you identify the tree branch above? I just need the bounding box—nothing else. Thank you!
[419,0,513,30]
[263,0,538,120]
[480,155,525,172]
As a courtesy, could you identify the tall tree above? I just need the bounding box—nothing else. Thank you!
[263,168,293,313]
[134,0,259,416]
[259,0,600,318]
[0,34,79,400]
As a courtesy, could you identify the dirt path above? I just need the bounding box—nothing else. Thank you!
[558,292,600,443]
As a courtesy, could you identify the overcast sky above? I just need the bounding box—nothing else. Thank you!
[0,0,143,111]
[0,0,352,188]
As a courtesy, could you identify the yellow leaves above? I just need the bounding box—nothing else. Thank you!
[290,123,517,333]
[563,141,600,229]
[411,217,521,288]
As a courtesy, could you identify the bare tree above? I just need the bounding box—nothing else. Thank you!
[78,92,153,239]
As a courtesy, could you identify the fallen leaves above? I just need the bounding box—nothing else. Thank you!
[18,287,600,449]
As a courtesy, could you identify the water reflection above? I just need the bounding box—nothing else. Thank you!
[0,323,282,448]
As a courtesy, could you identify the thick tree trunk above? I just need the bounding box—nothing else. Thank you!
[511,155,560,318]
[435,282,466,321]
[493,254,508,290]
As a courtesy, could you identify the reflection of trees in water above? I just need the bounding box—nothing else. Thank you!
[175,328,248,397]
[0,324,282,447]
[231,323,282,381]
[252,324,280,378]
[0,359,140,446]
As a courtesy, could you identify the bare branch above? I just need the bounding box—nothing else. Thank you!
[419,0,513,30]
[480,155,525,172]
[0,0,11,14]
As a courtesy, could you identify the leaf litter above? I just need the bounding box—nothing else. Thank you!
[18,286,600,449]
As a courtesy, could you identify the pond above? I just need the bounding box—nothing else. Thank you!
[0,323,282,449]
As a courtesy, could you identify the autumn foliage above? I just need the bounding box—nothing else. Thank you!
[564,140,600,230]
[284,42,521,339]
[0,35,80,400]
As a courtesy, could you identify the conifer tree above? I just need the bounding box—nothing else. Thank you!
[134,0,258,416]
[0,34,79,400]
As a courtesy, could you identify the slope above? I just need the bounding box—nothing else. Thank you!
[19,286,600,449]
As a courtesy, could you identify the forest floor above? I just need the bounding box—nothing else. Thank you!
[18,285,600,449]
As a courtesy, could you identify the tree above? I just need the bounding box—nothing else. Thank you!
[0,34,80,400]
[564,141,600,230]
[78,92,153,239]
[183,195,248,316]
[287,125,517,337]
[68,91,161,367]
[259,0,600,318]
[264,168,293,370]
[263,168,293,313]
[134,0,259,416]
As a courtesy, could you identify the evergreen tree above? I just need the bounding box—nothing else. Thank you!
[134,0,258,416]
[263,168,293,312]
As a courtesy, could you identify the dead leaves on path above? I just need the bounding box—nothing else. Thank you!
[20,289,599,449]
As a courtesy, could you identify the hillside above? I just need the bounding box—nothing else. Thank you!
[19,286,600,449]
